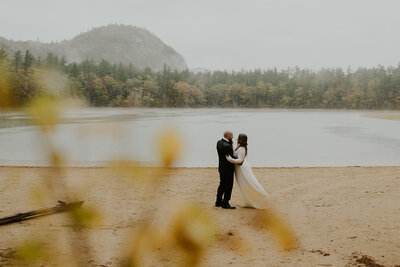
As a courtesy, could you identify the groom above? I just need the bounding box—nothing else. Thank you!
[216,131,236,209]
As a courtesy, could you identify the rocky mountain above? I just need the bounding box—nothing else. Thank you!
[0,24,188,71]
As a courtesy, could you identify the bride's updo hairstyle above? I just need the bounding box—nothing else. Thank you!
[237,133,248,155]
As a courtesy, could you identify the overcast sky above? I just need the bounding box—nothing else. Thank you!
[1,0,400,70]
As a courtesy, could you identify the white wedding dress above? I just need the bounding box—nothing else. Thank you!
[227,147,270,209]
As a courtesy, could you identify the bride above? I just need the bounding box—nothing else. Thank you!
[226,134,270,209]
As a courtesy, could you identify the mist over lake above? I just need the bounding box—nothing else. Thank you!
[1,108,399,167]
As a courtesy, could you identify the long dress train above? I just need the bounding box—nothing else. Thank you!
[227,147,270,209]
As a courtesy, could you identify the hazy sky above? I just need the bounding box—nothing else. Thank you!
[1,0,400,70]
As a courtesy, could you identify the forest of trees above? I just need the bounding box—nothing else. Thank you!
[1,48,400,109]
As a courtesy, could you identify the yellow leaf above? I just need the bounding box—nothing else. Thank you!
[256,209,297,251]
[70,205,102,227]
[15,240,46,263]
[158,129,182,167]
[29,96,61,132]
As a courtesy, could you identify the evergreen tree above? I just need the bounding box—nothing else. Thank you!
[13,50,23,72]
[22,50,34,73]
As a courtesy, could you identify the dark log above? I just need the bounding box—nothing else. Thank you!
[0,201,84,226]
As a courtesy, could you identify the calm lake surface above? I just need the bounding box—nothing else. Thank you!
[0,108,399,167]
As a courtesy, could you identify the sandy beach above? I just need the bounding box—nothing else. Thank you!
[0,166,399,266]
[363,112,400,121]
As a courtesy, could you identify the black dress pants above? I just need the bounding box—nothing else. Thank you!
[216,170,234,204]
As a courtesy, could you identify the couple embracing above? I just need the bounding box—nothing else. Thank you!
[216,131,270,209]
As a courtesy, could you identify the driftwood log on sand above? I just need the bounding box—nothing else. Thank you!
[0,201,84,226]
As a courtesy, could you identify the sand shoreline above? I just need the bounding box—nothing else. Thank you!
[1,165,399,169]
[362,112,400,121]
[1,166,399,266]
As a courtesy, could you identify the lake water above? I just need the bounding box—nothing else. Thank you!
[0,108,400,167]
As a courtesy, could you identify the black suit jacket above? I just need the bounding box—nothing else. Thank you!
[216,139,235,173]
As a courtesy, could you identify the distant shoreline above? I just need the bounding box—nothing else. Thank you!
[362,112,400,121]
[2,106,400,111]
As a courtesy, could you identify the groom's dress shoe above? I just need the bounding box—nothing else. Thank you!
[215,203,222,207]
[222,204,236,209]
